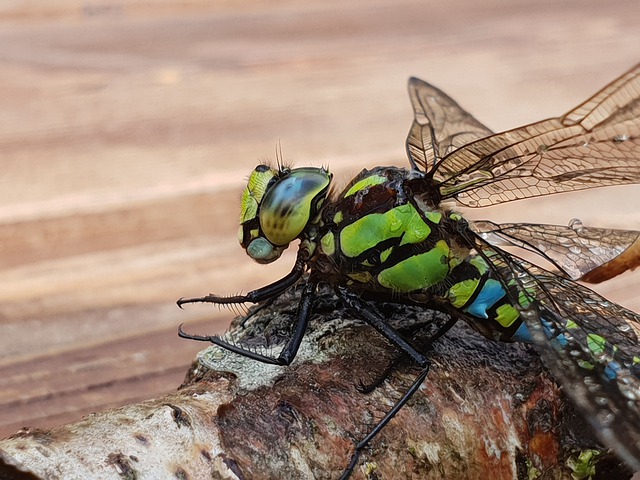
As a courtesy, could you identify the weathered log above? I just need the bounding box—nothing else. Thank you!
[0,286,632,479]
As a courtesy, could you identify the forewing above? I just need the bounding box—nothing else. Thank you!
[472,220,640,282]
[470,235,640,469]
[406,77,494,173]
[432,64,640,206]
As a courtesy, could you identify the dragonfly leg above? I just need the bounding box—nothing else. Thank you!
[341,366,431,480]
[335,286,437,477]
[356,354,405,394]
[336,286,429,366]
[177,262,304,307]
[274,280,316,365]
[335,288,462,477]
[238,296,277,328]
[357,314,458,393]
[179,280,316,366]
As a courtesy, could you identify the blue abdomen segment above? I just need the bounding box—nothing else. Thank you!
[511,318,570,345]
[464,279,505,318]
[451,275,523,341]
[449,261,629,383]
[511,323,533,343]
[513,320,624,381]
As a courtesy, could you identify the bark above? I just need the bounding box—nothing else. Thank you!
[0,286,632,480]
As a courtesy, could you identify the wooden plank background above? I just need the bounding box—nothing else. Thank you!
[1,0,639,439]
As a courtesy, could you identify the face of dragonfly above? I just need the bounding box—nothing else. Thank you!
[238,165,332,264]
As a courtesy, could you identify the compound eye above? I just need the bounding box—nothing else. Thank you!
[260,168,331,246]
[239,165,278,225]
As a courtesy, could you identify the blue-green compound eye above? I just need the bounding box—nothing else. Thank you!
[260,167,331,246]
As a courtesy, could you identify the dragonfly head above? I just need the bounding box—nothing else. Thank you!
[238,165,332,264]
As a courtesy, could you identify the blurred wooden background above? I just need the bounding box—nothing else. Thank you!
[1,0,639,439]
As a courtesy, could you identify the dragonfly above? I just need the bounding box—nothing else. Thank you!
[179,63,640,477]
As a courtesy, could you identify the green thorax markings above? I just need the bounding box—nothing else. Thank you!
[320,232,335,256]
[344,174,388,197]
[377,239,450,292]
[318,167,519,321]
[339,203,432,258]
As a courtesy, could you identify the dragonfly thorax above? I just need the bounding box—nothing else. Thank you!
[238,165,332,264]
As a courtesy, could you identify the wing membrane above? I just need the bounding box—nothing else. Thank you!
[468,233,640,468]
[472,220,640,282]
[406,64,640,207]
[406,77,493,172]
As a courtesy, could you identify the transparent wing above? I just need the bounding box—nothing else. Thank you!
[417,63,640,207]
[406,77,494,172]
[472,220,640,282]
[468,233,640,469]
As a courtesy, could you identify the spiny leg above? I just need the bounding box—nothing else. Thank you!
[277,280,316,365]
[238,296,277,329]
[356,355,406,394]
[357,315,458,394]
[179,280,316,366]
[177,260,304,308]
[177,250,313,364]
[335,286,445,478]
[340,367,431,480]
[336,286,429,366]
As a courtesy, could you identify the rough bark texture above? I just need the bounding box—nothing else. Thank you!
[0,286,632,479]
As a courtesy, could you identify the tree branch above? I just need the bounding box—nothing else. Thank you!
[0,286,631,479]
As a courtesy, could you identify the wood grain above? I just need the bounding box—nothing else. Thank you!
[1,0,639,438]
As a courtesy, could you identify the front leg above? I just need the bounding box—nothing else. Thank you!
[177,264,304,308]
[177,245,312,308]
[179,280,316,366]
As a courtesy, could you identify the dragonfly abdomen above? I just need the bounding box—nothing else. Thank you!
[444,256,527,342]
